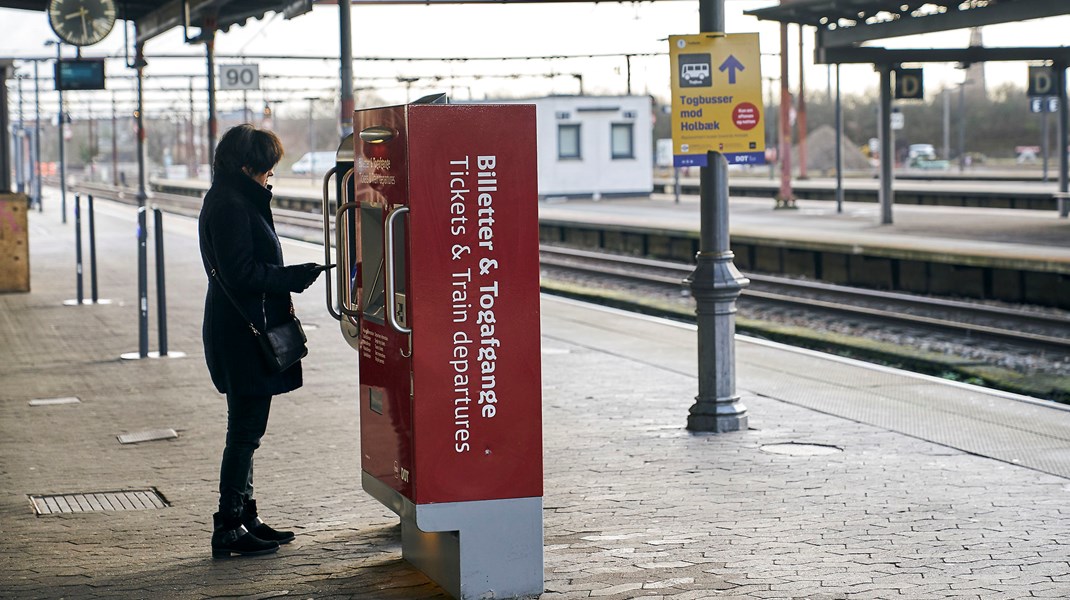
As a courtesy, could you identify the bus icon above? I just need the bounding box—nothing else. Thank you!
[683,63,709,82]
[679,55,711,87]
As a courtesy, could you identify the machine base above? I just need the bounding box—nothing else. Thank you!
[362,472,543,600]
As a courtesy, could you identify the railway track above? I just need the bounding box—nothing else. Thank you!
[539,245,1070,356]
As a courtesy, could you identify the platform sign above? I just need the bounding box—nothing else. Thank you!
[1029,96,1059,113]
[1028,66,1055,97]
[891,108,904,130]
[669,33,765,167]
[55,59,105,91]
[894,68,924,100]
[219,64,259,91]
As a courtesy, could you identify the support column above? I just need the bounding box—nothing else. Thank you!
[686,0,748,434]
[1055,62,1069,218]
[205,18,218,172]
[111,90,118,186]
[878,64,894,225]
[958,81,967,172]
[834,63,844,213]
[797,24,808,180]
[34,60,42,210]
[776,24,794,208]
[942,88,951,164]
[0,61,10,194]
[339,0,355,138]
[55,44,68,223]
[188,78,197,178]
[1057,62,1068,197]
[16,72,25,194]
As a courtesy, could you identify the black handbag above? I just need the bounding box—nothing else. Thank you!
[207,263,308,373]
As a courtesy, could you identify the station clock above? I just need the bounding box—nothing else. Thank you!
[48,0,118,47]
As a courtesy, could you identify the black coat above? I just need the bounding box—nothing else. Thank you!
[198,172,308,396]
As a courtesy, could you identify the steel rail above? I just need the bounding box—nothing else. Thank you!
[538,245,1070,354]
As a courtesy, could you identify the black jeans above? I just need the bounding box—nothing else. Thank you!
[218,393,272,515]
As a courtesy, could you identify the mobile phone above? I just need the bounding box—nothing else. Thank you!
[316,263,337,273]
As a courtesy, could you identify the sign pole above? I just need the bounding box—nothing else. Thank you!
[135,43,150,359]
[686,0,749,433]
[1043,108,1050,183]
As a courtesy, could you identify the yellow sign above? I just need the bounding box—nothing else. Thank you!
[669,33,765,166]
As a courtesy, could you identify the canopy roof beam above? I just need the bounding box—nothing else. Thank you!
[819,0,1070,47]
[818,45,1070,65]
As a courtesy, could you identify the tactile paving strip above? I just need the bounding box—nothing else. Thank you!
[29,490,169,515]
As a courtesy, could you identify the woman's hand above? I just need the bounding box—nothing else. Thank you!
[287,263,327,292]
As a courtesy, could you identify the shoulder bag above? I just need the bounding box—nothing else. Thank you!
[207,262,308,373]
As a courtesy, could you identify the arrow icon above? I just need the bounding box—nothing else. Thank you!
[719,55,745,84]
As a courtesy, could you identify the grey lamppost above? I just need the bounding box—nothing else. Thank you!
[686,0,749,433]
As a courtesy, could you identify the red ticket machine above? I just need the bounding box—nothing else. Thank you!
[321,97,543,599]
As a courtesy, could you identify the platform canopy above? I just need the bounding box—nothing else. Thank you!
[746,0,1070,48]
[0,0,314,45]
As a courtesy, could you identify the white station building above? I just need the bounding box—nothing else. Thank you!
[495,95,654,200]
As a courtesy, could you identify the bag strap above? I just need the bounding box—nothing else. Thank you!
[205,257,264,338]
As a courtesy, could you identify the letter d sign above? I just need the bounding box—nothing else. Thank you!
[894,68,924,100]
[1028,66,1054,97]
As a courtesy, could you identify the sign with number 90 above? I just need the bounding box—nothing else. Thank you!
[219,64,259,91]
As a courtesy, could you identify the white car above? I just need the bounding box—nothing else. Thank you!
[291,151,335,175]
[907,144,936,161]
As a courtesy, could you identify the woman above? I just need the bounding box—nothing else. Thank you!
[198,124,324,558]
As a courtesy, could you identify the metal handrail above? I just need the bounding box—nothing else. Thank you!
[384,205,411,335]
[320,166,341,320]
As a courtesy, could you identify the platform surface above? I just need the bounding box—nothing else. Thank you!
[540,193,1070,267]
[2,192,1070,599]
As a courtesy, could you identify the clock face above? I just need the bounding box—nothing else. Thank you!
[48,0,117,47]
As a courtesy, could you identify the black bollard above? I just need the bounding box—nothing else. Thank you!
[137,206,148,358]
[74,193,83,304]
[88,194,98,302]
[153,208,168,356]
[121,206,180,360]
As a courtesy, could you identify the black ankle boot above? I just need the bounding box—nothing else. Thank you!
[211,512,279,558]
[242,499,295,545]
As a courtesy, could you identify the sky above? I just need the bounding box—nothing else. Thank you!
[3,1,1069,120]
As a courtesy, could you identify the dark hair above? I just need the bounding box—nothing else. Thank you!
[213,124,284,177]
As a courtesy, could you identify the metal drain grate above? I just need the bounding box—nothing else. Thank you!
[30,489,169,515]
[117,429,178,444]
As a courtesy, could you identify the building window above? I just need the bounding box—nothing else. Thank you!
[558,124,581,159]
[611,123,634,159]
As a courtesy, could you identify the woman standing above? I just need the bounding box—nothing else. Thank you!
[198,124,324,558]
